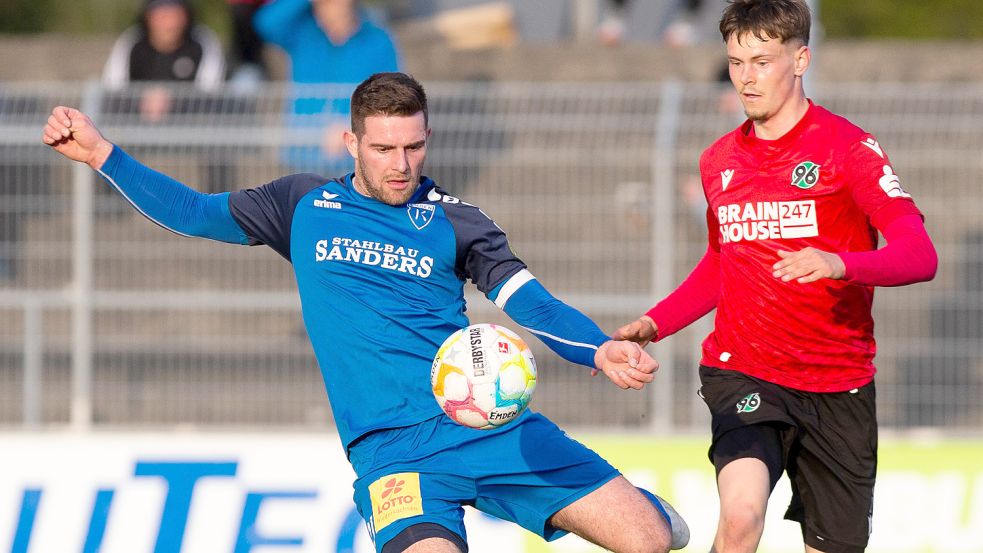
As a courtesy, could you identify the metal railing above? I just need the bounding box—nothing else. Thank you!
[1,80,980,432]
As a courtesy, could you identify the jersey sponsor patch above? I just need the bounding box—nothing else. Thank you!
[368,472,424,532]
[314,237,434,278]
[718,200,819,243]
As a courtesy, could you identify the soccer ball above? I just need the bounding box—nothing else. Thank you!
[431,323,537,430]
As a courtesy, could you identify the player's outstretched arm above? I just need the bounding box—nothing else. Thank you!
[42,106,248,244]
[42,106,114,170]
[491,270,658,390]
[593,340,658,390]
[615,244,720,355]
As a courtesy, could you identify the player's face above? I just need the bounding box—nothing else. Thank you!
[726,32,809,124]
[346,112,430,206]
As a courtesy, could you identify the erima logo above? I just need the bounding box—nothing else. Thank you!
[721,169,734,191]
[861,137,884,158]
[314,191,341,209]
[736,392,761,414]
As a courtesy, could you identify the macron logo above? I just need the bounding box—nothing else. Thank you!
[314,191,341,209]
[721,169,734,191]
[861,138,884,158]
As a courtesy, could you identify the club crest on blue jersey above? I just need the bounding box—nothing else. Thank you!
[407,203,435,230]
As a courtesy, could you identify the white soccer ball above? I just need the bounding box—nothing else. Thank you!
[430,323,538,430]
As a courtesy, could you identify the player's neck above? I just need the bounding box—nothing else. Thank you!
[351,175,370,198]
[752,94,810,141]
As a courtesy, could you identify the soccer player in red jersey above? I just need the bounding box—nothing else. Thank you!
[615,1,937,552]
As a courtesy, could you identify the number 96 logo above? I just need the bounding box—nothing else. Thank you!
[791,161,821,189]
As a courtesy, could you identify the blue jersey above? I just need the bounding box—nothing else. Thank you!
[96,146,611,452]
[228,174,525,448]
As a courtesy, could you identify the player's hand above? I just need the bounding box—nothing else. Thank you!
[591,340,658,390]
[772,247,846,284]
[612,316,658,347]
[42,106,114,169]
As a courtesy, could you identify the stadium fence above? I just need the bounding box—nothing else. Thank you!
[0,81,979,433]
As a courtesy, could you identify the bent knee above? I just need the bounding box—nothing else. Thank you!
[718,505,766,541]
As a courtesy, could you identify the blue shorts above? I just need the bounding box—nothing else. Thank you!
[348,411,620,552]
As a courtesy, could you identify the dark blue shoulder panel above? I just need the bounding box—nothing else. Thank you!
[227,173,330,261]
[436,186,527,293]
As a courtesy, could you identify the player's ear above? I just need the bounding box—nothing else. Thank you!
[793,44,811,77]
[344,130,358,159]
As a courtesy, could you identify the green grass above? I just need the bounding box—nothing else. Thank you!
[821,0,983,39]
[0,0,231,37]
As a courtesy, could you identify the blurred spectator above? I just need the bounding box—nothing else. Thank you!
[255,0,400,175]
[102,0,226,123]
[226,0,270,92]
[662,0,707,46]
[597,0,629,46]
[598,0,728,46]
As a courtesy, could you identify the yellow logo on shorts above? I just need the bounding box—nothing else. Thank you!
[368,472,423,531]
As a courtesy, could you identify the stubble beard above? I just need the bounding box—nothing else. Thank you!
[354,164,416,206]
[743,105,769,122]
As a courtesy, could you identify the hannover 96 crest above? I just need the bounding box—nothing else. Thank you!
[791,161,821,189]
[736,392,761,414]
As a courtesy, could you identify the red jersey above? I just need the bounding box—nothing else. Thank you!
[699,101,922,392]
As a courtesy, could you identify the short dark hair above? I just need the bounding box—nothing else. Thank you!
[719,0,811,46]
[350,72,429,136]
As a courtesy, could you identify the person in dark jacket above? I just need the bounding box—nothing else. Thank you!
[102,0,226,122]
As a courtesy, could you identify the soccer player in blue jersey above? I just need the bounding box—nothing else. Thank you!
[43,72,688,553]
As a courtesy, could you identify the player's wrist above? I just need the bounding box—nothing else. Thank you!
[830,252,847,280]
[592,340,612,370]
[641,316,659,342]
[87,140,115,170]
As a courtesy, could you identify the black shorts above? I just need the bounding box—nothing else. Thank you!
[698,365,877,553]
